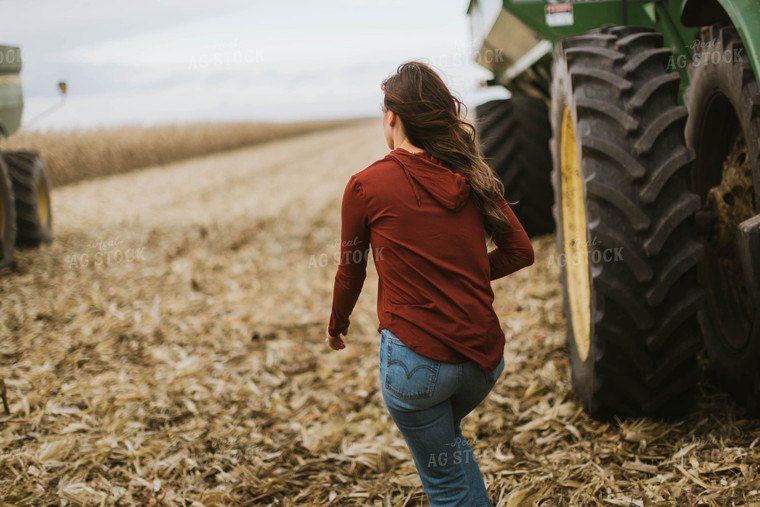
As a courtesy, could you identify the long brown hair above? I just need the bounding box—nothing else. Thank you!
[381,60,512,235]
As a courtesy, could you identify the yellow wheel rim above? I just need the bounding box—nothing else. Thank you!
[37,177,49,228]
[560,106,591,361]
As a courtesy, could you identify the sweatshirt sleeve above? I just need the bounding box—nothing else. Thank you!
[328,175,370,336]
[488,196,535,280]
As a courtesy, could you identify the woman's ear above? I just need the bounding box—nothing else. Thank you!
[387,110,396,127]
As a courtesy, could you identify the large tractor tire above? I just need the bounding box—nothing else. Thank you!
[475,96,555,237]
[3,151,52,248]
[684,25,760,411]
[550,26,705,418]
[0,156,16,268]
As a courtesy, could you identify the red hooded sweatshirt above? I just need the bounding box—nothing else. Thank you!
[328,147,534,372]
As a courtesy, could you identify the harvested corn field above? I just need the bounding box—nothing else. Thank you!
[1,119,360,188]
[0,119,759,506]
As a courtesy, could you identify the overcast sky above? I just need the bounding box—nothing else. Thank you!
[0,0,509,131]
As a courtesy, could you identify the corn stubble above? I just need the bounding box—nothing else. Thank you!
[0,120,758,506]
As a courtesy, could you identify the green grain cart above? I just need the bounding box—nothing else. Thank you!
[468,0,760,417]
[0,44,53,268]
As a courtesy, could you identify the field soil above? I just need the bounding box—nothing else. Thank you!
[1,119,758,506]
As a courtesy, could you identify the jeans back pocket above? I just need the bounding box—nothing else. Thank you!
[383,331,440,400]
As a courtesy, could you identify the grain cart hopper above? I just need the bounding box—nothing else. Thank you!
[0,44,53,268]
[468,0,760,417]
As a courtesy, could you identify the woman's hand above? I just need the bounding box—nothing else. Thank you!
[326,327,346,350]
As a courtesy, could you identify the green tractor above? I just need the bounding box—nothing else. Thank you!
[0,44,53,269]
[468,0,760,417]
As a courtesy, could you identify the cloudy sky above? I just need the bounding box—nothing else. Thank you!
[0,0,509,131]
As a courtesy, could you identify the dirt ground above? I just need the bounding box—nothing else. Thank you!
[1,119,758,506]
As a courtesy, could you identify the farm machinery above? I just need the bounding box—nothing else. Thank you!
[0,44,53,268]
[468,0,760,417]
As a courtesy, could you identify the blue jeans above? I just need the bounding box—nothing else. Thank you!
[379,328,505,507]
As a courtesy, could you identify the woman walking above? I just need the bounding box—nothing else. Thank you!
[326,61,534,506]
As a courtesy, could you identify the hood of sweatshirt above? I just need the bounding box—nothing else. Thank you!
[387,148,471,211]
